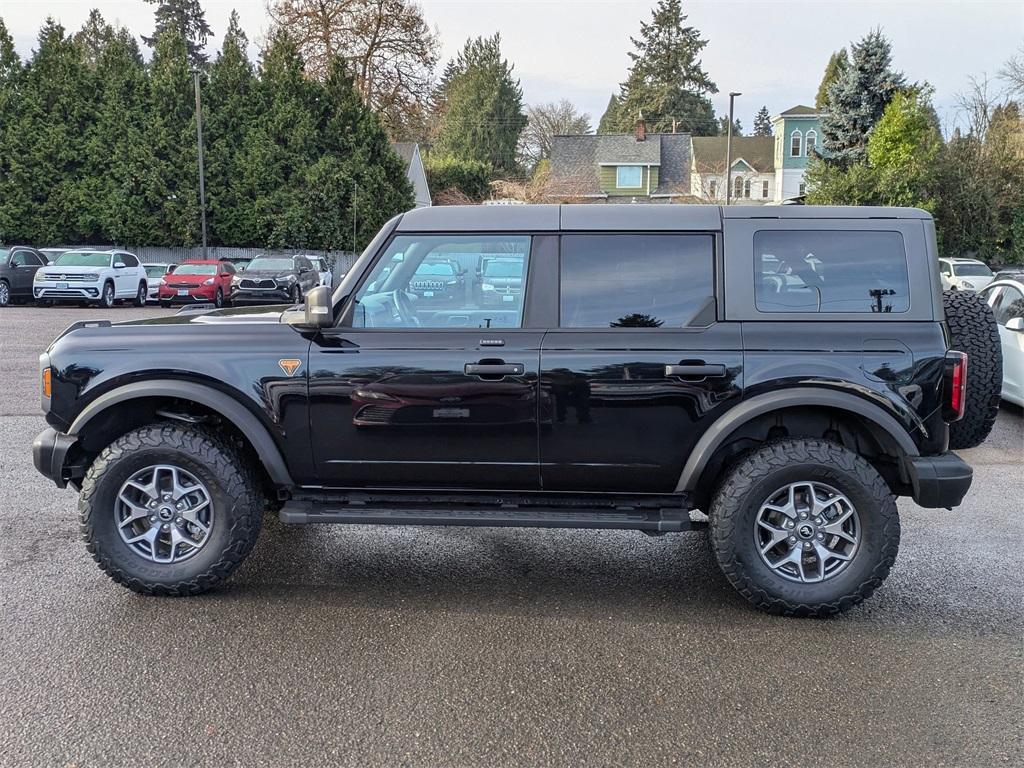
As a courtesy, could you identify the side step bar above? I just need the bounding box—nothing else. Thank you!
[279,500,704,532]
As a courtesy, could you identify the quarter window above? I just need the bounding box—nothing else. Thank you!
[616,166,643,188]
[755,230,910,313]
[560,235,714,328]
[993,286,1024,325]
[350,235,530,329]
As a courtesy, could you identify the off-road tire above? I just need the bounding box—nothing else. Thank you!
[132,281,147,307]
[80,424,264,596]
[709,438,900,617]
[943,289,1002,449]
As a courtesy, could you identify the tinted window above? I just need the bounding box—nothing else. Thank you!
[560,235,714,328]
[118,253,139,267]
[248,258,294,272]
[755,230,910,314]
[953,263,992,277]
[11,251,33,266]
[351,235,530,329]
[993,286,1024,325]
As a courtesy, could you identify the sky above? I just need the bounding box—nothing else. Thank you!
[3,0,1022,133]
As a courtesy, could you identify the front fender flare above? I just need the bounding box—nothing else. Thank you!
[675,387,921,493]
[69,379,294,488]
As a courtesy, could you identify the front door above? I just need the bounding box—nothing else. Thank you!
[540,233,742,493]
[309,232,544,490]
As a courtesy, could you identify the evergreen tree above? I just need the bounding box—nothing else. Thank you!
[717,115,741,136]
[816,48,849,109]
[239,29,322,247]
[0,18,24,241]
[607,0,717,135]
[78,17,160,244]
[142,0,213,67]
[432,34,526,175]
[145,30,200,245]
[5,20,96,243]
[753,105,772,136]
[597,94,620,134]
[205,11,257,246]
[820,30,905,166]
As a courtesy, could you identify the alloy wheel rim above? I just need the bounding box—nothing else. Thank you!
[0,283,8,305]
[754,481,860,583]
[115,464,214,564]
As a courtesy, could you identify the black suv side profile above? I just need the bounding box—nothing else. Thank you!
[0,246,47,306]
[33,205,977,615]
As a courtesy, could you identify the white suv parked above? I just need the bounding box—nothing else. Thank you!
[34,250,148,307]
[938,257,994,292]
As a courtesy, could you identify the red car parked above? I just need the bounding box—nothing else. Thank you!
[158,260,236,308]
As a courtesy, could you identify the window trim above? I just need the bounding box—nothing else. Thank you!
[804,129,817,157]
[615,165,644,189]
[761,180,770,199]
[790,130,802,158]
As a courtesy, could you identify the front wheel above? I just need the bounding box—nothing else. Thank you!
[214,288,223,308]
[709,438,899,617]
[98,281,115,308]
[290,284,301,304]
[79,424,265,595]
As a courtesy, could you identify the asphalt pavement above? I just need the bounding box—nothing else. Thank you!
[1,304,1021,767]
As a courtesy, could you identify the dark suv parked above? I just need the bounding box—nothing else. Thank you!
[229,255,318,304]
[32,205,987,615]
[0,246,47,306]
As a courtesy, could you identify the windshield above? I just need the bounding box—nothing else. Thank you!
[308,257,325,269]
[954,264,992,277]
[0,249,9,260]
[145,265,170,277]
[174,263,218,275]
[247,258,294,272]
[484,261,521,278]
[416,262,455,276]
[54,252,110,267]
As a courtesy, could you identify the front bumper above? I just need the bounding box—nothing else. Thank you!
[231,288,292,304]
[905,452,973,508]
[159,286,216,303]
[34,284,102,302]
[32,427,78,489]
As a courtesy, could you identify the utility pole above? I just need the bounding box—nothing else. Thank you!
[352,180,358,254]
[725,91,741,205]
[193,71,208,258]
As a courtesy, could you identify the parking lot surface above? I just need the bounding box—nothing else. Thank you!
[1,305,1021,767]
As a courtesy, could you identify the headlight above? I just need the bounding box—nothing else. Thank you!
[481,283,495,291]
[276,274,297,285]
[82,273,100,282]
[33,272,43,281]
[202,278,215,285]
[962,281,975,289]
[231,275,242,285]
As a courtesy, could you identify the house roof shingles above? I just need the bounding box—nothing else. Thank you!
[690,136,775,174]
[549,133,692,198]
[779,105,818,116]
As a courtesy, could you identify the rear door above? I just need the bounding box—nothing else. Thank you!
[308,232,549,490]
[539,233,742,493]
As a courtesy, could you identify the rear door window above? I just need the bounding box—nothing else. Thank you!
[559,234,714,328]
[754,230,910,313]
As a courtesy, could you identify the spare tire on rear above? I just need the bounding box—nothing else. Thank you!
[943,289,1002,449]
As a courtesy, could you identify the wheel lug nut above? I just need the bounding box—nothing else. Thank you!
[804,542,812,550]
[149,515,157,523]
[788,536,796,543]
[817,533,824,540]
[800,513,808,519]
[149,501,157,509]
[175,517,184,525]
[162,493,171,500]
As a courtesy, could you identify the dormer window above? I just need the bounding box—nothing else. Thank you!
[790,130,803,157]
[616,166,643,188]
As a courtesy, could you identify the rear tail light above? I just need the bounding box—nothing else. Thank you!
[942,351,967,422]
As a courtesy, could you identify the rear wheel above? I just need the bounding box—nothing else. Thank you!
[132,282,147,307]
[79,424,264,595]
[710,438,899,617]
[0,280,9,307]
[943,289,1002,449]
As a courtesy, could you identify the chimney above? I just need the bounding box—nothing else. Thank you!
[635,110,646,142]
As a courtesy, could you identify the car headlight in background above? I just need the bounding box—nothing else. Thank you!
[82,273,100,282]
[962,281,975,289]
[202,278,215,285]
[231,275,242,286]
[276,274,297,286]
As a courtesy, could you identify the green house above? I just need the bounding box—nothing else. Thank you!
[770,105,822,201]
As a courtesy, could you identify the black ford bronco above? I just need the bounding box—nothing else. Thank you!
[33,205,1000,615]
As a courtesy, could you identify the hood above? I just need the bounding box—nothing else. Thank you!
[118,304,293,326]
[42,264,107,275]
[239,269,295,279]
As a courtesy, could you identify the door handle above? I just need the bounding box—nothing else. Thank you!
[465,362,525,377]
[665,363,727,378]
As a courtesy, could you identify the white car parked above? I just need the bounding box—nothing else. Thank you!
[143,262,177,302]
[939,257,994,292]
[34,249,148,308]
[303,255,333,290]
[979,277,1024,407]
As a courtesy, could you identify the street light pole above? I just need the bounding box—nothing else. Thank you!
[725,91,741,205]
[193,71,208,258]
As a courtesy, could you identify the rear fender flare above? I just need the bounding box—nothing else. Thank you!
[675,387,921,492]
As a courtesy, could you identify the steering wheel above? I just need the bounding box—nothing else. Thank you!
[389,290,420,327]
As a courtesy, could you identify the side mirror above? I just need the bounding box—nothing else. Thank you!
[303,285,332,328]
[114,262,126,269]
[1006,316,1024,332]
